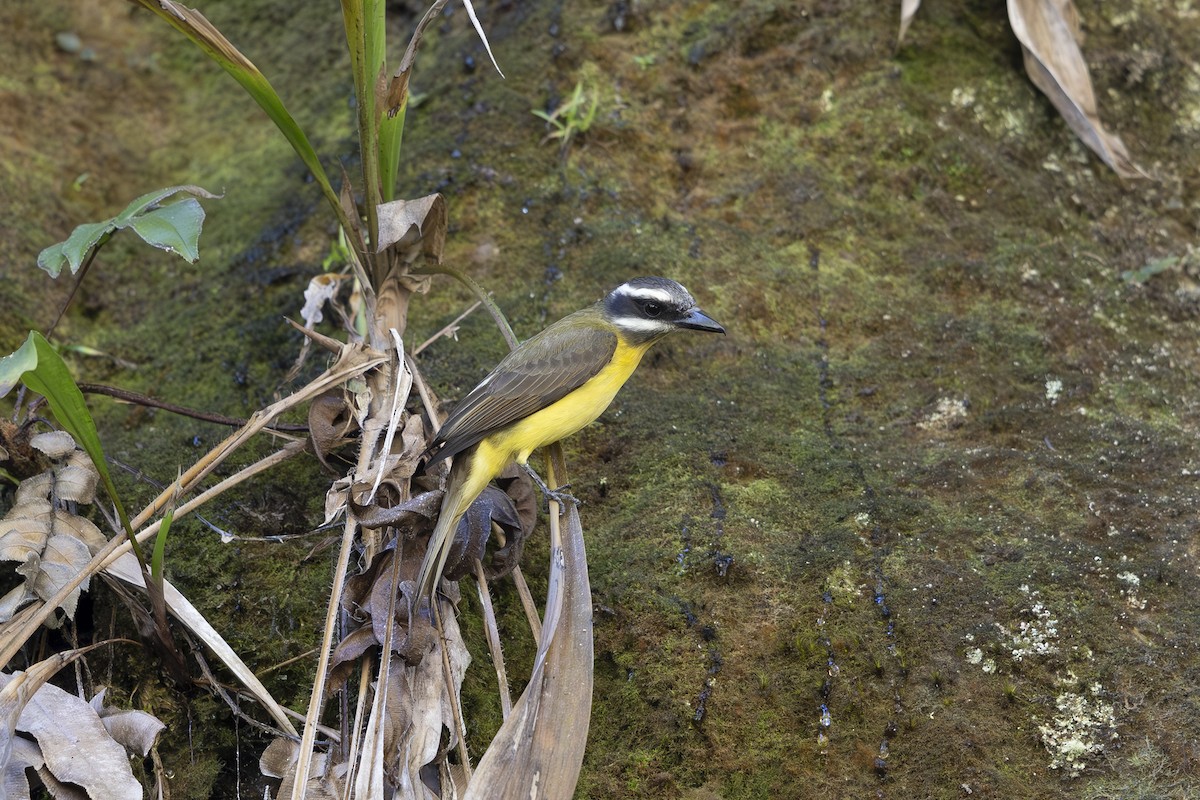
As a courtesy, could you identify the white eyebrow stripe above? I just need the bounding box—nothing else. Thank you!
[618,285,674,304]
[609,315,675,333]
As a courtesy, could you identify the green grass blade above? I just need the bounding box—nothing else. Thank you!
[341,0,383,264]
[380,105,406,203]
[0,333,146,565]
[131,0,355,238]
[151,505,175,586]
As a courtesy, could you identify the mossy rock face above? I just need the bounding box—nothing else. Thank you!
[4,0,1200,797]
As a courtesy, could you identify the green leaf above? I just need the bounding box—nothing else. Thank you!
[37,222,111,278]
[0,332,144,565]
[0,334,40,398]
[1120,256,1178,284]
[127,199,206,262]
[37,186,218,278]
[151,506,175,586]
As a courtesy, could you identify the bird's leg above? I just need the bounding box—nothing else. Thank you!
[521,462,580,511]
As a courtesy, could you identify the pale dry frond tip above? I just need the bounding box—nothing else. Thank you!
[1008,0,1147,178]
[462,0,505,79]
[898,0,922,44]
[898,0,1146,177]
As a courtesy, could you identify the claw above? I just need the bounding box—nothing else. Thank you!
[521,463,580,511]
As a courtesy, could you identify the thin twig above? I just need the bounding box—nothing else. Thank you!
[412,300,481,356]
[474,556,512,718]
[410,265,519,350]
[340,653,374,800]
[285,316,346,355]
[256,647,320,678]
[46,238,105,340]
[77,383,309,431]
[292,512,360,800]
[494,528,541,646]
[405,352,440,428]
[192,646,291,740]
[432,596,473,780]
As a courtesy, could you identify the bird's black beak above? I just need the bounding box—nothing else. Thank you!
[678,307,725,334]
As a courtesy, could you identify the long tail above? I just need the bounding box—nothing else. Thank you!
[415,448,489,599]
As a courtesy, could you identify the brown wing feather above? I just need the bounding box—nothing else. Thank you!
[423,314,617,466]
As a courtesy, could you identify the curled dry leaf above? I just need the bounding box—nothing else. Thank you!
[88,689,166,757]
[28,432,74,461]
[442,485,524,583]
[485,463,537,577]
[352,489,442,531]
[438,462,536,584]
[259,737,346,800]
[5,736,43,799]
[308,391,356,471]
[329,522,444,684]
[0,671,161,800]
[899,0,1145,177]
[54,451,99,505]
[300,273,347,329]
[0,444,105,624]
[323,476,352,528]
[376,194,447,266]
[1008,0,1147,178]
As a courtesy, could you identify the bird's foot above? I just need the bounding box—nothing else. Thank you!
[521,463,580,512]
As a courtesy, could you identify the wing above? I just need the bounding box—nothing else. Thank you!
[423,316,617,466]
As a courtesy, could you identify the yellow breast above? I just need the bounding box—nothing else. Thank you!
[481,339,650,467]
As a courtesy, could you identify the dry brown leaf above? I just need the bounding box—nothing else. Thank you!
[0,482,105,624]
[14,474,52,507]
[385,608,469,798]
[28,432,74,461]
[259,736,298,779]
[441,486,523,583]
[54,456,98,505]
[482,465,537,580]
[376,195,447,265]
[0,512,50,564]
[34,765,88,800]
[1008,0,1146,177]
[463,502,592,799]
[384,0,450,118]
[270,745,344,800]
[300,273,347,329]
[329,533,442,686]
[308,391,356,470]
[29,535,92,620]
[351,489,442,532]
[0,672,149,800]
[88,689,166,757]
[3,735,42,800]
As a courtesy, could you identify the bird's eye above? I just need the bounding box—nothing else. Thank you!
[643,301,662,317]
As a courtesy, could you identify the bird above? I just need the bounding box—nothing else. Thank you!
[415,276,724,599]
